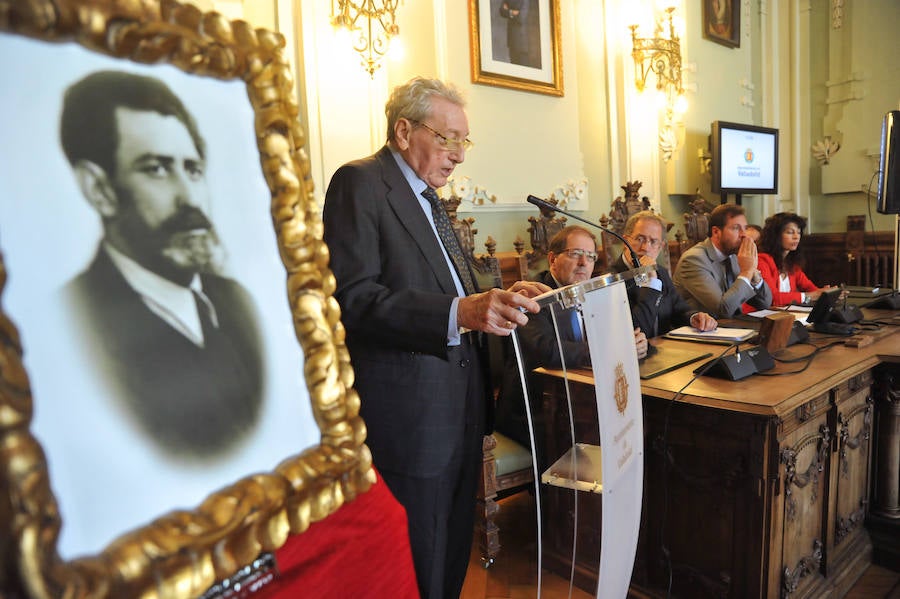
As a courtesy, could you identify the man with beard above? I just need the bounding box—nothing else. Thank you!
[674,203,772,318]
[59,71,264,459]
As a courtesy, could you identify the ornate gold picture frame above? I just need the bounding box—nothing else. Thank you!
[468,0,563,96]
[702,0,740,48]
[0,1,371,597]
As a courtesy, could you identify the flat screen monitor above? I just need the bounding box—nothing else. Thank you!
[710,121,779,195]
[807,287,841,325]
[877,110,900,214]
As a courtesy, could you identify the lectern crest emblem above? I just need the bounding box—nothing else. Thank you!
[614,362,628,415]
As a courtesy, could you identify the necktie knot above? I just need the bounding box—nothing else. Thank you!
[422,187,441,205]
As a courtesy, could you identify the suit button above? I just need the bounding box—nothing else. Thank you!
[458,359,470,368]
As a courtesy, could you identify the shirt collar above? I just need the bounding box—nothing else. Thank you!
[103,243,207,345]
[390,147,429,196]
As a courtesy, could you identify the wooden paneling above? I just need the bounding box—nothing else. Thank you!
[793,232,894,288]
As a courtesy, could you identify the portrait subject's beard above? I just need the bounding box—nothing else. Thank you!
[113,205,224,284]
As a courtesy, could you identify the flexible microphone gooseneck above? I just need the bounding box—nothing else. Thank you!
[526,194,643,268]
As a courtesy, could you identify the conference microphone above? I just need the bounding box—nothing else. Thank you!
[526,194,642,268]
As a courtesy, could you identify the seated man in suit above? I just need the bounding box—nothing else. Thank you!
[673,203,772,318]
[611,211,717,337]
[60,71,265,459]
[495,225,648,463]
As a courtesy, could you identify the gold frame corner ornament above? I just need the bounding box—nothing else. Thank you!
[0,0,373,597]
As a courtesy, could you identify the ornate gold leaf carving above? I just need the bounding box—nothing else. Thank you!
[0,1,373,597]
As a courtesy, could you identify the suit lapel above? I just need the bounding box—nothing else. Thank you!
[701,239,733,291]
[376,148,459,296]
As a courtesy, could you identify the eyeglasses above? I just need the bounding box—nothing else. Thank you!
[561,248,598,262]
[629,235,662,249]
[411,120,473,152]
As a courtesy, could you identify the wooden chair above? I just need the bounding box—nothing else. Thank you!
[518,200,567,281]
[439,194,536,567]
[476,429,535,567]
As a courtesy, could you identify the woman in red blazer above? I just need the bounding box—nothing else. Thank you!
[756,212,835,307]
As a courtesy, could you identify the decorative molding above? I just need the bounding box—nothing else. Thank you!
[838,397,872,477]
[832,0,844,29]
[548,178,588,209]
[781,425,831,522]
[812,136,842,165]
[782,539,823,597]
[835,498,867,545]
[446,175,496,208]
[455,176,588,212]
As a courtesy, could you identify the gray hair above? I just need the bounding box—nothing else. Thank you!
[385,77,465,144]
[623,210,667,237]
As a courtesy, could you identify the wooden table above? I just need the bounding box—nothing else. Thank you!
[533,312,900,598]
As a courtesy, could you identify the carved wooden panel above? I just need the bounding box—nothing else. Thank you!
[826,371,874,584]
[778,417,832,598]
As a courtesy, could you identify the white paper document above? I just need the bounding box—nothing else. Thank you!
[666,326,757,342]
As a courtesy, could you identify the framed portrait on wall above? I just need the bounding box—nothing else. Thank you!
[0,1,371,597]
[468,0,563,96]
[703,0,741,48]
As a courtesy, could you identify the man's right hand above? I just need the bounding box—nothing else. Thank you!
[736,236,758,278]
[637,254,658,280]
[457,282,549,336]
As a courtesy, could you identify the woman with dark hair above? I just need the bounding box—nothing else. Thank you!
[756,212,833,306]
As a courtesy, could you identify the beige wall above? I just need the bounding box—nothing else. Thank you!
[222,0,900,253]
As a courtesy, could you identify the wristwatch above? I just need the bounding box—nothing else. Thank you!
[750,270,763,287]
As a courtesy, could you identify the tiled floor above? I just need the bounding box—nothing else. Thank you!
[461,492,900,599]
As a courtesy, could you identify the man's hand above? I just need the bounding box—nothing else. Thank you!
[637,254,658,280]
[457,281,549,336]
[506,280,552,299]
[689,311,717,332]
[736,236,758,278]
[634,328,648,359]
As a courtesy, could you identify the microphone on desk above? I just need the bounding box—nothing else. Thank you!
[526,194,642,269]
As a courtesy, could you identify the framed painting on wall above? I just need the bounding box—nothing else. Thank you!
[0,1,371,597]
[703,0,741,48]
[468,0,563,96]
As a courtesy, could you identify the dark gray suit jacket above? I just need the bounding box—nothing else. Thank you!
[323,146,488,477]
[64,250,264,458]
[611,255,695,336]
[673,238,772,317]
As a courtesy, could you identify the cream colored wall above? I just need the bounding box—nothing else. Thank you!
[220,0,899,255]
[810,0,899,233]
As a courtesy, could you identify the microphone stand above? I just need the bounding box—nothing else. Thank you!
[527,194,643,268]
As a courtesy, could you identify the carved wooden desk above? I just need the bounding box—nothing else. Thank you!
[534,314,900,598]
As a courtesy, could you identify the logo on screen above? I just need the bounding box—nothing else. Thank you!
[744,148,755,163]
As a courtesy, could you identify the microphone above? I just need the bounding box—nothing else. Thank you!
[526,194,642,268]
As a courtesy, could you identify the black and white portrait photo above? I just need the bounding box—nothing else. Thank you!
[0,35,318,561]
[470,0,562,96]
[59,70,266,458]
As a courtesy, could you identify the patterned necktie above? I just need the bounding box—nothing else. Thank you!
[422,187,477,296]
[723,257,736,289]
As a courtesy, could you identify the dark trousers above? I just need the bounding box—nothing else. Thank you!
[379,337,485,599]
